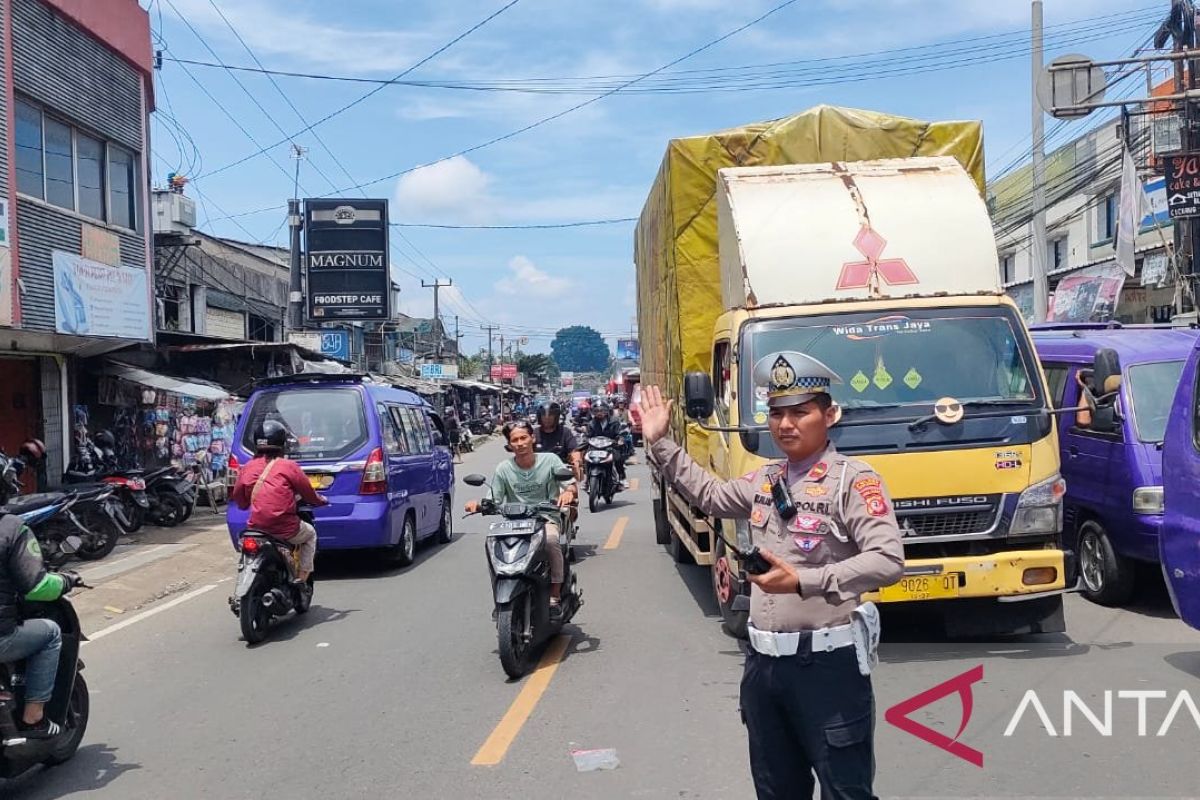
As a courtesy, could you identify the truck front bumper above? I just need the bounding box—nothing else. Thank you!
[862,548,1068,604]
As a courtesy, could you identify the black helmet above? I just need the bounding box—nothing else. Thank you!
[254,419,288,453]
[93,430,116,449]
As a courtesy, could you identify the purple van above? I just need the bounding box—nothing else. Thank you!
[1162,333,1200,630]
[227,374,455,565]
[1032,324,1200,606]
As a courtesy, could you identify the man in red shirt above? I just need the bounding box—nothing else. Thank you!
[231,420,328,583]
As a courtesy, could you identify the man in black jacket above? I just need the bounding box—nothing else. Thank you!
[587,403,627,484]
[535,403,583,482]
[0,515,77,738]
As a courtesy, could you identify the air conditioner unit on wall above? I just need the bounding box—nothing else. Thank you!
[152,190,197,235]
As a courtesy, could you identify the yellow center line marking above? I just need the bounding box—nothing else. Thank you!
[604,516,630,550]
[471,634,571,766]
[629,478,640,491]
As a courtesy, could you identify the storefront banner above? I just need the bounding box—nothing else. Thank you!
[1141,252,1170,288]
[53,250,150,340]
[1049,272,1126,323]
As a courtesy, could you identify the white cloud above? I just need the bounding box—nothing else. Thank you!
[494,256,571,298]
[394,156,493,223]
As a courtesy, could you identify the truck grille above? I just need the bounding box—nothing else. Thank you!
[897,508,997,538]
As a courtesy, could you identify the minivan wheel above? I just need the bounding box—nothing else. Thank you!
[436,496,454,544]
[1078,521,1135,606]
[391,514,417,567]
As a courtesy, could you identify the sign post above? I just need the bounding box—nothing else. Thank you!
[304,199,390,322]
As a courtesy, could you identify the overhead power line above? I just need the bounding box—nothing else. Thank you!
[195,0,526,181]
[391,218,637,230]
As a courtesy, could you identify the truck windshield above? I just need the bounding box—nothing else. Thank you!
[1127,360,1185,442]
[740,306,1039,423]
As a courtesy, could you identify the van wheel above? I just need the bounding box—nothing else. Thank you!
[436,496,454,544]
[390,514,417,567]
[1078,521,1134,606]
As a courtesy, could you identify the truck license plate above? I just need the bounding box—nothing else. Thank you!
[879,574,959,602]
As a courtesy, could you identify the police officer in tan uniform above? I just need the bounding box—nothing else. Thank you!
[640,352,904,800]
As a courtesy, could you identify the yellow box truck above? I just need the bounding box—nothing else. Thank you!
[636,106,1071,638]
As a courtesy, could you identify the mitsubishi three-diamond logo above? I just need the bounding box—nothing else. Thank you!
[885,664,985,767]
[836,226,920,291]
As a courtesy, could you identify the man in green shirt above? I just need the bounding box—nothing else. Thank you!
[466,421,577,609]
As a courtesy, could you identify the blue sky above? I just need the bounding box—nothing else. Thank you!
[145,0,1162,357]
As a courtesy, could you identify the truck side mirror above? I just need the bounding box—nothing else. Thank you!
[683,372,715,420]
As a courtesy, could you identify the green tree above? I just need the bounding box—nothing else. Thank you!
[517,353,559,385]
[550,326,610,373]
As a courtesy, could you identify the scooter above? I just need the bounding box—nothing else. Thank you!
[144,466,197,527]
[583,435,620,513]
[228,509,315,645]
[0,570,91,778]
[464,471,582,680]
[0,453,122,564]
[63,444,149,535]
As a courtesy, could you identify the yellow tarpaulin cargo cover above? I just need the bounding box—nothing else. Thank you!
[634,104,985,463]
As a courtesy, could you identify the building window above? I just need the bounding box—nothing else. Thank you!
[44,118,74,210]
[247,314,274,342]
[15,100,43,199]
[15,97,138,230]
[1101,193,1117,240]
[1049,237,1067,271]
[76,134,105,221]
[109,146,136,230]
[1000,252,1015,283]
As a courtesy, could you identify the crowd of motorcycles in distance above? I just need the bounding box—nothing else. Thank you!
[0,433,199,566]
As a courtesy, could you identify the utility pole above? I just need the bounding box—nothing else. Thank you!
[1182,3,1200,309]
[287,144,307,332]
[482,324,498,381]
[421,279,452,360]
[455,315,463,374]
[1030,0,1050,323]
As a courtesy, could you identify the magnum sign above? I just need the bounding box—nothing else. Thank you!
[305,198,390,321]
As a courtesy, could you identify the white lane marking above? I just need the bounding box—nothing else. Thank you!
[85,583,220,643]
[317,642,330,648]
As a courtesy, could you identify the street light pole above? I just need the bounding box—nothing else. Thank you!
[1031,0,1050,323]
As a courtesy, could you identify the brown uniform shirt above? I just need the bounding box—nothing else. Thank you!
[650,439,904,633]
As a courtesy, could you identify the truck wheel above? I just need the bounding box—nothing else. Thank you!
[712,538,748,639]
[1078,521,1135,606]
[652,495,670,545]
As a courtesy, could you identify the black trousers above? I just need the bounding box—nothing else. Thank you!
[740,644,878,800]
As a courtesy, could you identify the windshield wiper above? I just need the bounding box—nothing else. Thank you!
[907,399,1035,431]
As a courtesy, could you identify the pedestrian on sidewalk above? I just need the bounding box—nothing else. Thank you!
[639,352,903,800]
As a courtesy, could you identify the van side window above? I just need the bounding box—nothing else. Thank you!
[1193,366,1200,452]
[378,404,404,455]
[427,413,448,447]
[401,407,431,454]
[1041,363,1070,408]
[387,406,411,454]
[712,340,732,422]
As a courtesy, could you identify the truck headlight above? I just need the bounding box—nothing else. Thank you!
[1132,486,1164,515]
[1010,474,1065,536]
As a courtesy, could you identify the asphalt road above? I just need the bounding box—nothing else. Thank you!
[5,437,1200,799]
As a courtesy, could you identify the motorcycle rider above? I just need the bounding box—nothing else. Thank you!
[587,402,627,486]
[534,403,584,483]
[231,420,328,584]
[0,515,81,738]
[464,420,577,612]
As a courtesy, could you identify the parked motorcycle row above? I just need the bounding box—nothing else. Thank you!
[0,433,199,566]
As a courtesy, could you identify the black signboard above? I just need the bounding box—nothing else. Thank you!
[305,198,390,321]
[1165,154,1200,219]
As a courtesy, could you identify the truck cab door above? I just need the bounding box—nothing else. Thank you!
[708,339,734,478]
[1162,344,1200,630]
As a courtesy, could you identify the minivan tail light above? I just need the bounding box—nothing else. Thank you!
[360,448,387,494]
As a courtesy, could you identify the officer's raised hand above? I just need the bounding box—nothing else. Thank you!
[637,385,672,445]
[745,548,801,594]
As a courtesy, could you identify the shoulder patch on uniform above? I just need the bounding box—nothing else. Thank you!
[806,461,829,481]
[853,476,882,493]
[26,536,41,558]
[864,494,890,517]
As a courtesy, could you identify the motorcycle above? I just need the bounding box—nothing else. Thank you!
[464,470,582,679]
[0,571,91,778]
[63,439,149,534]
[228,509,315,644]
[583,436,620,512]
[144,465,197,527]
[0,453,122,564]
[466,416,495,436]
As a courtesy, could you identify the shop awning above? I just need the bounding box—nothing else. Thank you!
[102,361,230,401]
[451,379,500,392]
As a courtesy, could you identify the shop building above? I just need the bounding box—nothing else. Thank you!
[0,0,154,484]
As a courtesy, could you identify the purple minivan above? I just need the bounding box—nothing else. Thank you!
[1033,324,1200,606]
[1162,332,1200,630]
[227,374,455,565]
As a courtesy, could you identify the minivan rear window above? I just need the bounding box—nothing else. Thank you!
[241,388,368,460]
